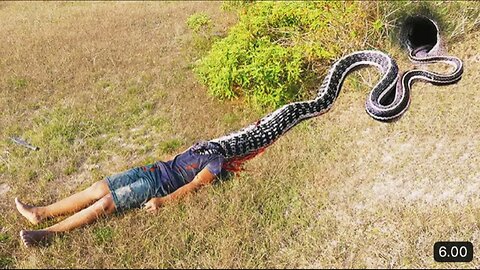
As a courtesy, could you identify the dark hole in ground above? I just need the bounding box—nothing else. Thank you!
[400,15,439,53]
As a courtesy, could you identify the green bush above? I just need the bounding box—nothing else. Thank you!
[194,2,377,108]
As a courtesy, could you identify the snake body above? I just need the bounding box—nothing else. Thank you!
[194,18,463,162]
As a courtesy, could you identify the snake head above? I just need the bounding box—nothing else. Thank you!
[190,141,226,156]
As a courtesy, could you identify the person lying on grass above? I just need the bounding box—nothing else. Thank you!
[15,141,243,247]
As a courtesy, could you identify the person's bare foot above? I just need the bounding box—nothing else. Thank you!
[15,198,43,225]
[19,230,54,247]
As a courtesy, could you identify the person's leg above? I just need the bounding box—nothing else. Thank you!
[15,180,110,225]
[20,193,116,247]
[18,168,161,247]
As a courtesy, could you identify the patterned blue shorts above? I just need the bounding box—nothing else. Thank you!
[106,165,168,212]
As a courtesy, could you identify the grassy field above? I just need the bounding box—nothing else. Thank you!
[1,2,480,268]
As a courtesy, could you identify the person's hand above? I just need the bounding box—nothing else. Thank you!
[143,197,164,213]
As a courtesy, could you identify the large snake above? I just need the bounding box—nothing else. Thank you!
[194,16,464,163]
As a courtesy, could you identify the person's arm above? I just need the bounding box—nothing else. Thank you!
[143,167,216,212]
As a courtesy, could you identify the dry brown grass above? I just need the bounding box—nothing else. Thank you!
[1,1,479,268]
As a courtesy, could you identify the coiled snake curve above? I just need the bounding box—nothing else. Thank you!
[194,16,464,164]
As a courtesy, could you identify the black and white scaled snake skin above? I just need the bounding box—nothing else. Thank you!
[194,30,464,161]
